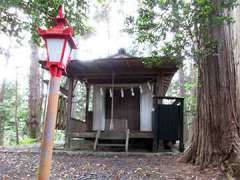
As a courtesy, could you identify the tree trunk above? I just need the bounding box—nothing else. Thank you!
[0,77,6,146]
[189,62,197,112]
[178,68,185,97]
[39,69,44,128]
[14,68,19,144]
[186,63,197,145]
[0,51,10,146]
[182,6,240,178]
[0,79,6,146]
[28,42,41,139]
[178,68,189,144]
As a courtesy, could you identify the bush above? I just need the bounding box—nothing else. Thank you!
[19,137,37,145]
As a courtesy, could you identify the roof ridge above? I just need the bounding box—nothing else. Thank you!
[106,48,135,59]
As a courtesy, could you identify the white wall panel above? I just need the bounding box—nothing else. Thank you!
[93,86,105,130]
[140,83,153,131]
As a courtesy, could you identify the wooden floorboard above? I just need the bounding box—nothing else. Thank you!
[129,132,153,139]
[71,131,153,139]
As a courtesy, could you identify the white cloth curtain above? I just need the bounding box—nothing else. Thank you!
[140,83,153,131]
[93,86,105,130]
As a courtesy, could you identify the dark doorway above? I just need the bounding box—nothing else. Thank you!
[105,88,140,131]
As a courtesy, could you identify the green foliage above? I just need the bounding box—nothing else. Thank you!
[0,82,29,145]
[0,83,17,125]
[166,64,198,116]
[26,0,92,44]
[183,81,197,113]
[125,0,237,66]
[19,137,36,145]
[0,0,27,42]
[72,82,87,121]
[96,0,107,4]
[0,0,92,44]
[54,130,65,144]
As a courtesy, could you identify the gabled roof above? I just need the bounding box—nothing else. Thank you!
[39,49,179,94]
[66,49,178,89]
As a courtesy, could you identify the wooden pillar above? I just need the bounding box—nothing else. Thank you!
[110,73,115,130]
[179,98,184,152]
[85,84,90,130]
[156,74,164,96]
[152,74,164,152]
[152,97,158,152]
[64,77,74,150]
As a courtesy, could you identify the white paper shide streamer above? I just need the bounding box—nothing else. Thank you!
[100,87,103,96]
[121,88,124,98]
[109,88,113,98]
[131,87,135,96]
[139,85,143,94]
[147,82,151,91]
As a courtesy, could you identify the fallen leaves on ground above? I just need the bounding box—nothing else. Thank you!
[0,149,226,180]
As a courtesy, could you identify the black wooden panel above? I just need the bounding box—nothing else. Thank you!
[157,104,179,140]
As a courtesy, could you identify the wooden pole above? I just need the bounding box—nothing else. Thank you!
[179,98,184,152]
[152,74,164,152]
[85,84,90,130]
[38,75,61,180]
[64,78,73,150]
[152,97,158,152]
[110,73,115,130]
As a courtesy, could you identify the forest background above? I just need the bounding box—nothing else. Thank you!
[0,0,196,146]
[2,0,240,178]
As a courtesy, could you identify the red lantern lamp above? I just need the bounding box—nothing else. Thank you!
[38,5,77,77]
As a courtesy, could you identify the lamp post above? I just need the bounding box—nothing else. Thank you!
[38,5,77,180]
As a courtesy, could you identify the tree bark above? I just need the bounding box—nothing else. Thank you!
[189,62,197,112]
[178,68,189,144]
[178,68,185,97]
[0,51,10,146]
[28,41,41,139]
[39,68,45,131]
[14,68,19,144]
[0,78,6,146]
[186,63,197,144]
[182,6,240,178]
[0,80,6,146]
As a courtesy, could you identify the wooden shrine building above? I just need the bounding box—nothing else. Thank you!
[40,49,184,152]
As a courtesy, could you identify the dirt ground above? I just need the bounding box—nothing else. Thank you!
[0,146,226,180]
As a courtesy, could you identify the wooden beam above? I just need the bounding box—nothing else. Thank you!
[84,79,154,84]
[94,83,153,88]
[154,96,184,100]
[71,131,153,139]
[78,74,158,79]
[75,70,177,77]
